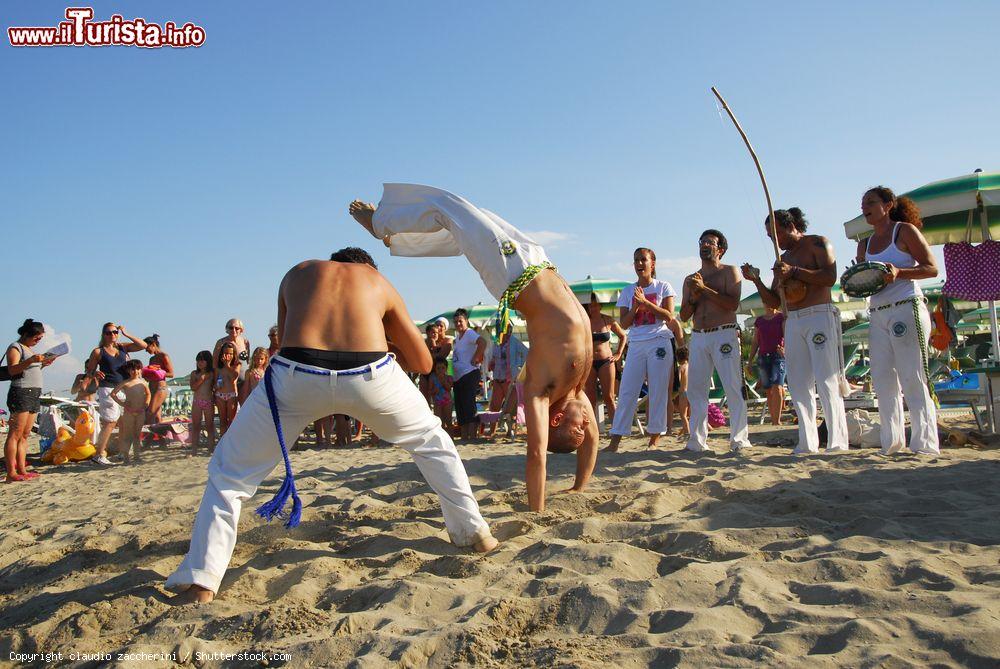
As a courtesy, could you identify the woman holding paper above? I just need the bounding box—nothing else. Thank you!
[4,319,54,482]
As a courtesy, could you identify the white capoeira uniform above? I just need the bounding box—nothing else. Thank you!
[371,183,550,301]
[166,354,491,594]
[610,279,676,437]
[866,224,939,455]
[784,303,850,453]
[686,324,752,452]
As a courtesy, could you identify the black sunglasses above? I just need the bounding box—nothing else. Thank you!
[104,330,119,336]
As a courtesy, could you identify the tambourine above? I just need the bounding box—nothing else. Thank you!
[840,261,890,298]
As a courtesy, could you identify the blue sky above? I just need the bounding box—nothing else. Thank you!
[3,1,998,393]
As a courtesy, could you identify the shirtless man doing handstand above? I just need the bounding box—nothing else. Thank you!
[349,184,598,512]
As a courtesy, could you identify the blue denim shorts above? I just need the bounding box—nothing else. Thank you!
[757,353,786,389]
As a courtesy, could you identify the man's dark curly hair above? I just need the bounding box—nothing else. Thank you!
[330,247,377,269]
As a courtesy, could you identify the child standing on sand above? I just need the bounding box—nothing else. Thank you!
[190,351,215,454]
[239,347,268,405]
[214,342,240,437]
[430,357,454,429]
[111,360,150,464]
[673,346,690,436]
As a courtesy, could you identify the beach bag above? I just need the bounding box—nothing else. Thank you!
[942,216,1000,301]
[707,403,727,428]
[846,409,881,448]
[0,366,9,382]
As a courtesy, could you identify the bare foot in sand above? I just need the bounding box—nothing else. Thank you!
[473,535,499,553]
[170,585,214,605]
[603,435,622,453]
[647,435,661,448]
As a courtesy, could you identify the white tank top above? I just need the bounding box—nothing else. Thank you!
[865,221,921,307]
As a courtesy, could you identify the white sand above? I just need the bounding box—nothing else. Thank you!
[2,421,1000,667]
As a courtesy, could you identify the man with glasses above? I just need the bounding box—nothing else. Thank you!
[213,319,251,384]
[679,229,752,453]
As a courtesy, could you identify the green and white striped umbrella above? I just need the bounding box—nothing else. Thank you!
[843,171,1000,245]
[420,303,525,331]
[568,276,632,304]
[958,306,1000,325]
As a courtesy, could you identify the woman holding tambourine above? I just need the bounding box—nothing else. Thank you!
[851,186,939,455]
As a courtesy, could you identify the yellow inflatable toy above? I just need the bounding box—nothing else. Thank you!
[42,410,97,465]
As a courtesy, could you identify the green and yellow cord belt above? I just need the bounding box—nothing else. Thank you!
[493,261,554,343]
[910,298,939,407]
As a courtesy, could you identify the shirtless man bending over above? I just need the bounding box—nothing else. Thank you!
[741,208,849,454]
[167,247,497,604]
[680,229,751,452]
[349,184,598,512]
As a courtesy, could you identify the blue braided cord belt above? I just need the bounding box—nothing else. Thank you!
[256,355,392,528]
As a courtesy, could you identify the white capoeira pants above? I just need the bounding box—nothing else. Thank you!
[166,355,491,594]
[868,298,939,455]
[372,183,550,301]
[686,327,751,452]
[784,304,849,453]
[611,334,674,437]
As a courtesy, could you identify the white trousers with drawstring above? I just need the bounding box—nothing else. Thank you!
[166,355,492,594]
[869,299,939,455]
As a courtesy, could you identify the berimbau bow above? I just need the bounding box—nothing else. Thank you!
[711,86,788,314]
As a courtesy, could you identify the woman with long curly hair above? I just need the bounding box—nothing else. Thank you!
[856,185,939,455]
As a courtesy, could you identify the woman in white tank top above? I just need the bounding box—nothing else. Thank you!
[855,186,940,455]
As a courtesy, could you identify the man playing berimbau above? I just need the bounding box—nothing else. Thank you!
[349,184,598,512]
[167,247,497,604]
[680,229,752,452]
[741,208,849,454]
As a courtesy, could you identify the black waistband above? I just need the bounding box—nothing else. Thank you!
[278,347,386,370]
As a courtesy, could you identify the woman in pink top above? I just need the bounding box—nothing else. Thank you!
[747,305,785,425]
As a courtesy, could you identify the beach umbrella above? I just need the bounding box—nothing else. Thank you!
[568,276,631,304]
[843,170,1000,364]
[420,303,525,330]
[841,321,871,344]
[957,306,1000,326]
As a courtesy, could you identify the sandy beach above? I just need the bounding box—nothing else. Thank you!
[2,419,1000,668]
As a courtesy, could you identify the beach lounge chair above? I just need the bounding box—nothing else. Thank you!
[935,371,990,430]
